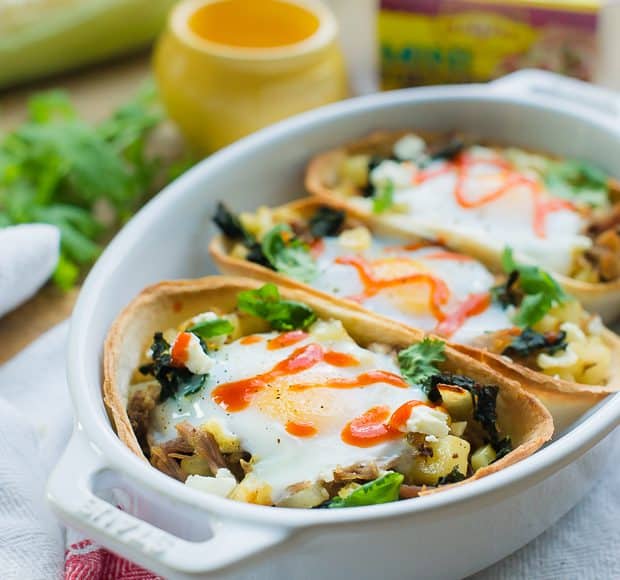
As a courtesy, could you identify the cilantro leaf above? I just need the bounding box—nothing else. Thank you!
[499,247,567,327]
[261,224,317,283]
[188,318,234,340]
[545,160,609,207]
[372,180,394,214]
[237,283,317,331]
[398,338,446,393]
[327,472,404,508]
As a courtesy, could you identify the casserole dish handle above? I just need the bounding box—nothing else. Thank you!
[47,428,290,576]
[490,69,620,125]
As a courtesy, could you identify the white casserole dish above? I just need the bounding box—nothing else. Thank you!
[47,70,620,580]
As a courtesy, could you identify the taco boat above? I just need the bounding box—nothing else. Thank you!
[304,130,620,322]
[209,199,620,428]
[104,277,552,508]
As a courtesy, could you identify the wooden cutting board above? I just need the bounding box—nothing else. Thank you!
[0,53,184,363]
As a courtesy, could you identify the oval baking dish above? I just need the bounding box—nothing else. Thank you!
[47,70,620,579]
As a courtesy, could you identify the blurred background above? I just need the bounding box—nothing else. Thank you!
[1,0,619,357]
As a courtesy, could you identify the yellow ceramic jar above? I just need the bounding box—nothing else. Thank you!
[154,0,348,153]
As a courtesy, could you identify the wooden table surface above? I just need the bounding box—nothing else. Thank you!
[0,53,183,363]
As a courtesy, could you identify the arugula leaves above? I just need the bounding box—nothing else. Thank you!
[372,180,395,214]
[545,160,610,207]
[139,333,206,401]
[308,206,345,238]
[261,224,317,283]
[502,328,567,358]
[327,472,404,508]
[237,283,317,331]
[188,318,234,340]
[398,338,446,395]
[497,247,567,327]
[0,86,168,290]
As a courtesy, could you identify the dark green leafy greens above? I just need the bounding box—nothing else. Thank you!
[0,86,167,289]
[398,338,446,396]
[261,224,318,283]
[495,247,567,327]
[188,318,234,340]
[212,202,271,268]
[237,283,317,331]
[436,466,466,485]
[545,160,610,207]
[327,472,404,508]
[502,327,567,358]
[139,333,207,401]
[308,206,345,238]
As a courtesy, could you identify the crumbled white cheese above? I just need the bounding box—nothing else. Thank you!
[393,134,426,161]
[172,332,215,375]
[185,468,237,497]
[560,322,586,343]
[189,311,219,326]
[337,226,372,252]
[405,406,450,439]
[587,315,604,336]
[370,160,412,189]
[537,345,579,369]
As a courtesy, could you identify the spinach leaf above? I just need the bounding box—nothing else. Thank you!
[545,160,609,207]
[308,206,346,238]
[327,472,404,508]
[212,202,272,268]
[502,328,567,358]
[237,283,317,331]
[493,437,512,461]
[372,180,395,214]
[499,247,567,327]
[261,224,317,282]
[188,318,234,340]
[436,466,466,485]
[139,333,207,401]
[398,338,446,396]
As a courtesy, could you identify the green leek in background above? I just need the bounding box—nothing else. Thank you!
[0,0,177,89]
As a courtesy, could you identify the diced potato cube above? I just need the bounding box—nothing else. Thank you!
[471,444,497,472]
[450,421,467,437]
[235,312,272,337]
[437,386,474,421]
[408,435,470,486]
[278,483,329,508]
[341,154,370,187]
[180,455,212,476]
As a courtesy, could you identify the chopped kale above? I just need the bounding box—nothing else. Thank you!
[426,372,475,404]
[212,202,272,268]
[261,224,317,282]
[139,332,207,401]
[398,338,446,398]
[430,137,465,161]
[237,283,317,331]
[361,155,385,197]
[502,328,568,358]
[493,437,512,461]
[490,270,520,308]
[436,466,466,485]
[308,206,346,238]
[327,472,404,508]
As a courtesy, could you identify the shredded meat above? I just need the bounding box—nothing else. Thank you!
[176,421,227,474]
[127,383,160,455]
[399,484,424,499]
[333,461,380,483]
[586,227,620,282]
[150,446,187,482]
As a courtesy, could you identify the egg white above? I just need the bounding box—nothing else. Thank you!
[152,324,426,502]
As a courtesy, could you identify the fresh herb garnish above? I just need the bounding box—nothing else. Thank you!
[188,318,234,340]
[545,160,609,207]
[261,224,317,283]
[372,180,395,214]
[398,338,446,396]
[139,332,206,401]
[212,202,271,268]
[308,206,345,238]
[502,328,567,358]
[436,466,466,485]
[0,86,167,289]
[497,247,567,327]
[237,283,317,331]
[327,472,404,508]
